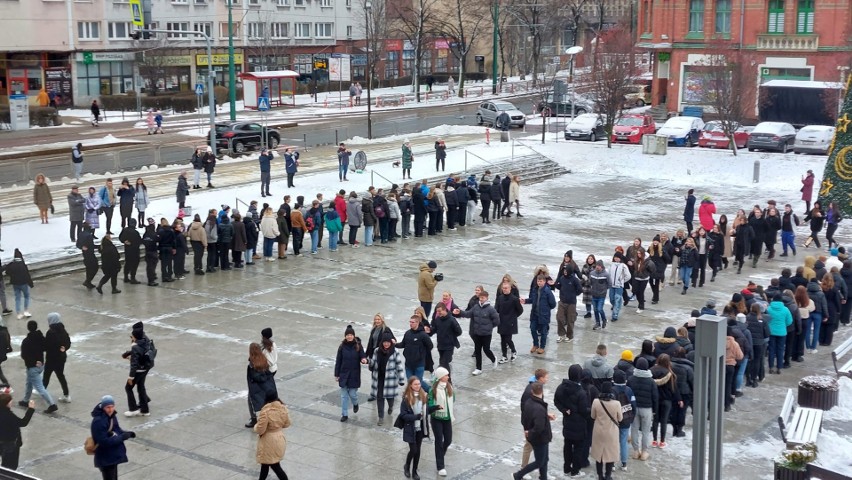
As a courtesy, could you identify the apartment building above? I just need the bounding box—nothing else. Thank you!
[0,0,364,106]
[636,0,852,115]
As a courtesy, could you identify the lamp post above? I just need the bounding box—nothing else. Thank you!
[566,45,583,120]
[365,0,373,139]
[227,0,236,120]
[491,0,498,95]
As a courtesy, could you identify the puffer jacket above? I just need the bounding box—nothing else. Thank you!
[346,197,363,227]
[254,400,290,465]
[746,313,770,346]
[653,327,679,359]
[806,281,829,318]
[670,357,694,397]
[627,368,658,412]
[766,300,792,336]
[650,366,681,403]
[457,301,500,336]
[589,268,609,298]
[583,354,614,386]
[523,284,556,323]
[553,374,590,441]
[362,197,377,227]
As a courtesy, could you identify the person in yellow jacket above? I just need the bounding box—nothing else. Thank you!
[36,89,49,107]
[418,261,441,317]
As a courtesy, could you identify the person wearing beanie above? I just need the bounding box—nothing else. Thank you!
[428,367,455,476]
[90,393,135,479]
[368,330,405,426]
[700,298,717,316]
[122,322,153,418]
[334,325,367,422]
[19,320,57,414]
[611,370,637,470]
[615,350,635,379]
[653,327,680,359]
[590,380,623,480]
[553,364,589,477]
[627,357,657,461]
[43,312,72,404]
[260,328,278,375]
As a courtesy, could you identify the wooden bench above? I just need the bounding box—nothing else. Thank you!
[778,388,823,448]
[831,335,852,379]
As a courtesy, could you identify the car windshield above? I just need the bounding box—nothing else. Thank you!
[617,117,643,127]
[493,103,515,111]
[215,125,231,132]
[752,123,786,134]
[570,116,598,127]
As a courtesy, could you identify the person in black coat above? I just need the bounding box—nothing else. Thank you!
[20,320,57,413]
[490,175,503,220]
[669,348,693,436]
[217,216,234,270]
[732,216,754,274]
[118,219,142,284]
[243,215,259,264]
[745,305,770,387]
[246,343,277,428]
[142,222,159,286]
[116,178,136,229]
[78,223,99,289]
[763,207,782,260]
[96,235,121,295]
[454,182,469,227]
[501,175,512,217]
[334,325,367,422]
[156,221,176,281]
[478,173,492,224]
[444,183,459,230]
[412,184,427,237]
[553,364,589,477]
[400,376,441,479]
[0,392,35,470]
[747,207,767,268]
[43,312,71,403]
[554,260,582,342]
[514,382,553,480]
[430,303,462,373]
[706,225,725,281]
[434,139,447,171]
[683,189,696,234]
[495,281,523,363]
[396,315,434,388]
[172,222,189,277]
[650,355,681,447]
[652,327,679,359]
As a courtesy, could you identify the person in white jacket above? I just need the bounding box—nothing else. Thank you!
[509,175,522,217]
[259,207,280,261]
[608,252,632,322]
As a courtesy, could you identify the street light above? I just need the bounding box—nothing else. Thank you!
[566,45,583,120]
[227,0,237,121]
[365,0,373,139]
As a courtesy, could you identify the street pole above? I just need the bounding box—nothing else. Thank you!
[365,0,373,139]
[491,0,498,95]
[227,0,237,121]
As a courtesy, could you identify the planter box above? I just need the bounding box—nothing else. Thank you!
[798,375,840,411]
[775,462,809,480]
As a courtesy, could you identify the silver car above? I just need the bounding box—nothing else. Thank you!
[476,100,526,128]
[794,125,836,155]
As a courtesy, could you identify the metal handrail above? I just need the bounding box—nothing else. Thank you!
[234,197,252,215]
[370,169,394,187]
[464,149,500,172]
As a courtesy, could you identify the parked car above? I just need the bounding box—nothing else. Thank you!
[623,84,652,107]
[209,122,281,155]
[564,113,607,141]
[476,100,526,128]
[794,125,836,155]
[611,114,656,144]
[536,94,593,117]
[657,116,705,147]
[747,122,797,153]
[698,121,751,149]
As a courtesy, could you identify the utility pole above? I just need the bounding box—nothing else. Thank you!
[365,0,373,139]
[227,0,237,120]
[491,0,499,95]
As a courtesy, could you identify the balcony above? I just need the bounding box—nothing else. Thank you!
[757,34,819,51]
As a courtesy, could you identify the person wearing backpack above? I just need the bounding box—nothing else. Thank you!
[90,394,136,480]
[306,200,323,254]
[612,370,637,472]
[122,322,153,417]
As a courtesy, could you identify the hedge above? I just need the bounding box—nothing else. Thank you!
[99,86,239,113]
[0,106,63,127]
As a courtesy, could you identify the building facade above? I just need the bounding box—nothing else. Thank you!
[636,0,852,116]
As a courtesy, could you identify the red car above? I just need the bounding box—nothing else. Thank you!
[698,121,750,149]
[611,114,656,144]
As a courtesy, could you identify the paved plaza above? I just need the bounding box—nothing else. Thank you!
[3,165,851,480]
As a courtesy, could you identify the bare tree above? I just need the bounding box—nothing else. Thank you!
[588,26,637,148]
[695,44,758,156]
[562,0,591,47]
[360,0,389,87]
[431,0,489,97]
[390,0,439,101]
[503,0,552,87]
[245,10,291,72]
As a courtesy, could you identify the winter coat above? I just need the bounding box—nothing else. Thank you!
[258,151,273,173]
[698,200,716,230]
[509,181,520,204]
[361,197,377,227]
[801,174,815,202]
[554,271,582,304]
[670,357,694,396]
[434,141,446,160]
[187,221,208,247]
[401,144,413,169]
[805,210,825,233]
[20,329,46,368]
[395,326,433,369]
[0,324,12,363]
[204,218,218,244]
[334,195,348,223]
[583,355,614,386]
[653,327,679,359]
[156,226,176,251]
[651,367,681,403]
[284,152,298,174]
[99,239,121,274]
[244,217,259,251]
[479,176,492,203]
[647,246,669,280]
[746,313,770,346]
[67,192,86,222]
[247,365,278,414]
[231,219,247,252]
[260,215,280,239]
[90,403,128,468]
[455,185,470,206]
[615,359,635,378]
[134,187,148,212]
[589,268,610,298]
[445,186,458,207]
[495,291,524,336]
[523,284,556,324]
[608,262,631,288]
[807,281,830,318]
[400,395,438,443]
[0,403,34,446]
[33,183,52,210]
[521,395,553,446]
[191,151,204,170]
[98,185,115,208]
[627,368,658,412]
[175,176,189,204]
[117,186,135,213]
[431,313,462,351]
[368,347,406,399]
[203,153,216,173]
[680,245,699,268]
[457,301,500,336]
[412,188,427,215]
[334,339,366,389]
[217,217,234,245]
[417,263,438,302]
[289,210,307,232]
[346,198,363,227]
[725,336,744,366]
[489,180,502,201]
[764,214,782,245]
[590,398,623,463]
[388,200,401,220]
[733,223,754,258]
[324,210,343,233]
[5,258,33,288]
[553,379,590,441]
[254,400,290,465]
[364,326,394,359]
[683,194,696,222]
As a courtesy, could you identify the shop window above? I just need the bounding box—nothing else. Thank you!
[715,0,731,34]
[385,51,399,79]
[315,23,333,38]
[688,0,704,33]
[797,0,814,34]
[768,0,785,33]
[78,21,100,40]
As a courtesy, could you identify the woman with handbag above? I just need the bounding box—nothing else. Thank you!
[89,395,135,480]
[590,382,623,480]
[253,391,291,480]
[400,376,441,479]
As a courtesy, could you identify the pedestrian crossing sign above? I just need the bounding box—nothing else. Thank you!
[257,96,270,111]
[129,0,144,27]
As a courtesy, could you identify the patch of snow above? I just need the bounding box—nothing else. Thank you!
[344,125,489,144]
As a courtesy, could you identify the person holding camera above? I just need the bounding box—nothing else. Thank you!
[418,261,442,318]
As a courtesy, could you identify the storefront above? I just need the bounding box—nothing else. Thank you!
[0,53,70,105]
[196,53,244,88]
[75,51,136,102]
[137,53,193,94]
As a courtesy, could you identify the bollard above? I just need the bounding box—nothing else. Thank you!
[335,129,338,146]
[753,159,760,183]
[303,133,308,152]
[485,128,490,145]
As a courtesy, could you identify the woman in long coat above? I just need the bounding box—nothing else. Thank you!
[590,381,623,480]
[368,332,405,425]
[33,173,53,224]
[85,187,101,229]
[246,343,278,428]
[253,391,291,480]
[134,178,149,225]
[334,325,367,422]
[231,212,248,267]
[719,214,732,269]
[96,234,122,294]
[401,141,413,180]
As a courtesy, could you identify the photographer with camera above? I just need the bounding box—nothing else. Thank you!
[418,261,442,317]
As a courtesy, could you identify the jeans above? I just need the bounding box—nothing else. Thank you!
[339,162,348,180]
[379,217,389,242]
[781,231,796,255]
[805,313,822,349]
[431,417,452,470]
[364,225,374,246]
[348,225,359,244]
[404,366,429,392]
[592,297,607,326]
[631,407,653,452]
[260,171,271,194]
[13,284,30,313]
[340,387,358,416]
[206,244,219,270]
[530,320,549,349]
[193,168,202,187]
[679,266,694,289]
[23,366,54,406]
[516,441,549,480]
[608,287,623,319]
[263,238,276,257]
[768,335,786,369]
[328,233,338,251]
[735,358,748,391]
[126,370,150,413]
[619,426,630,465]
[310,229,319,253]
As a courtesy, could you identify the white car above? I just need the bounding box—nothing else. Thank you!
[794,125,836,155]
[564,113,607,141]
[657,116,705,147]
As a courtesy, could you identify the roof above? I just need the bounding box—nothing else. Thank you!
[762,79,843,90]
[240,70,300,79]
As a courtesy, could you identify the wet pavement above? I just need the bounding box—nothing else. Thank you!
[3,166,851,480]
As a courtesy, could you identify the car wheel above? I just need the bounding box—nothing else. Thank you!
[268,136,280,148]
[589,132,596,142]
[686,137,693,147]
[476,114,483,126]
[635,99,645,107]
[780,142,788,154]
[748,147,755,152]
[234,141,246,154]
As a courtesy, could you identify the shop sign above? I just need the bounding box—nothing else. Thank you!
[196,53,245,65]
[433,39,449,50]
[77,52,136,62]
[45,67,73,100]
[385,39,402,51]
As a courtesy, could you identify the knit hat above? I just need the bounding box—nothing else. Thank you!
[653,234,661,242]
[568,364,583,382]
[261,328,273,340]
[433,367,450,381]
[596,260,604,267]
[564,250,573,259]
[621,350,634,362]
[636,358,650,371]
[613,369,626,385]
[47,312,61,326]
[100,395,115,407]
[736,313,747,323]
[732,293,744,303]
[381,331,395,344]
[600,381,613,396]
[344,324,356,337]
[14,249,23,259]
[27,320,37,332]
[703,195,711,201]
[706,299,716,308]
[691,309,701,318]
[831,248,840,257]
[131,321,144,339]
[427,260,438,269]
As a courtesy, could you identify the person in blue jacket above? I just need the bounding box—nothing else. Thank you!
[284,148,299,188]
[90,395,135,480]
[522,275,557,354]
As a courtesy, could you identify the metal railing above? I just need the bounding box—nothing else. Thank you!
[370,169,394,187]
[464,149,500,172]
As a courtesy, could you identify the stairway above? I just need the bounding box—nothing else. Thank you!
[647,104,669,125]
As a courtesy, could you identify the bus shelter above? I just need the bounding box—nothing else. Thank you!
[240,70,300,109]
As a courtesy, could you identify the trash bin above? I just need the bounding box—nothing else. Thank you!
[642,134,667,155]
[500,131,509,142]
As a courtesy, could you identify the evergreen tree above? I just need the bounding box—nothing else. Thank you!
[818,75,852,216]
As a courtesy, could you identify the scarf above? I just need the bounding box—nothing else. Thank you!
[432,382,453,422]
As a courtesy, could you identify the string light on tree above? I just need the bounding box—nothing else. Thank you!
[818,75,852,210]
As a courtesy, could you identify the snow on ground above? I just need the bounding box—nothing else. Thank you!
[1,134,145,156]
[343,125,489,144]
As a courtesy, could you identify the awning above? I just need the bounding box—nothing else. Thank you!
[761,79,843,90]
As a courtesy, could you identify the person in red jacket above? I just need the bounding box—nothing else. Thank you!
[698,196,716,231]
[801,169,815,214]
[334,189,348,246]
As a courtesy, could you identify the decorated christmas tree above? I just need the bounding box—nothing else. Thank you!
[819,75,852,215]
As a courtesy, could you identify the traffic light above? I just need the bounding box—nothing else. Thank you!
[130,30,142,40]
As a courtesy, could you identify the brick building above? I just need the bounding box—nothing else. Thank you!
[636,0,852,117]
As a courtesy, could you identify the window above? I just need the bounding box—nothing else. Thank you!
[220,22,240,37]
[768,0,785,33]
[247,22,265,39]
[171,0,188,3]
[166,22,190,38]
[194,22,212,37]
[277,0,289,5]
[108,22,132,39]
[295,22,311,38]
[315,23,332,38]
[346,0,351,6]
[295,0,304,5]
[797,0,814,34]
[319,0,331,6]
[688,0,704,33]
[77,21,100,40]
[346,25,352,38]
[715,0,731,34]
[248,0,259,5]
[270,22,289,38]
[643,0,653,34]
[194,0,207,4]
[385,51,399,79]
